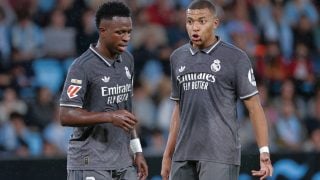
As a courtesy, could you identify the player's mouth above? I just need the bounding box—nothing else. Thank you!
[191,34,201,42]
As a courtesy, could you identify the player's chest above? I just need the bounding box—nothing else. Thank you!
[174,54,233,82]
[90,64,132,82]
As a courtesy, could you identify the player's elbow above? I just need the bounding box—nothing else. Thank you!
[59,113,69,126]
[59,107,73,126]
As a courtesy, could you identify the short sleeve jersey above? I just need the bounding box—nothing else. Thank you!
[60,44,134,170]
[170,38,258,165]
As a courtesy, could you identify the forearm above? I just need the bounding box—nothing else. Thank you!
[163,102,180,158]
[249,105,269,148]
[244,96,269,148]
[130,129,143,154]
[59,106,112,126]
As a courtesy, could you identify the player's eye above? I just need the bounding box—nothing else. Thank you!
[115,31,122,35]
[199,19,207,24]
[187,19,193,25]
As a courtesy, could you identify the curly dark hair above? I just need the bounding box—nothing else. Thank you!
[95,1,131,28]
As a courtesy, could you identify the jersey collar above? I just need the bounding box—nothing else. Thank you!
[89,44,122,66]
[189,36,221,55]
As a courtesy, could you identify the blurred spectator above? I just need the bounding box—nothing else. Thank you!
[272,79,307,119]
[0,87,27,123]
[293,14,316,52]
[0,6,11,68]
[37,0,56,13]
[259,3,293,59]
[143,128,166,156]
[10,65,34,99]
[305,126,320,152]
[304,93,320,152]
[255,41,288,95]
[304,88,320,152]
[0,5,12,91]
[132,80,156,130]
[43,106,72,155]
[305,88,320,134]
[155,76,174,135]
[131,8,168,49]
[288,43,315,99]
[165,5,188,49]
[313,23,320,78]
[0,0,16,24]
[43,8,76,60]
[55,0,86,28]
[275,100,306,152]
[1,112,43,156]
[307,87,320,117]
[146,0,174,27]
[225,1,258,57]
[75,8,98,56]
[284,0,319,27]
[10,9,43,76]
[26,87,55,131]
[131,8,168,79]
[157,45,172,76]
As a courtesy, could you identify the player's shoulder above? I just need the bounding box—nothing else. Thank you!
[170,43,190,60]
[72,49,95,68]
[219,41,247,56]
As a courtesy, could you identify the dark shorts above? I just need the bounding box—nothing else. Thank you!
[67,166,137,180]
[170,160,240,180]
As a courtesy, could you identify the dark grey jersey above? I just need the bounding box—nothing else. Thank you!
[60,44,134,170]
[170,38,258,165]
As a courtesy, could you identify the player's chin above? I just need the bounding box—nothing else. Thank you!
[191,40,203,47]
[117,46,127,53]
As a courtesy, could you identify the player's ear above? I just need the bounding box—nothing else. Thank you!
[212,17,219,29]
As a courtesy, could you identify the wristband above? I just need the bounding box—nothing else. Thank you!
[130,138,142,153]
[259,146,269,154]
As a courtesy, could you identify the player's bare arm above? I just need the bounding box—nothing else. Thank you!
[161,102,180,180]
[134,152,148,180]
[243,95,273,179]
[59,107,137,131]
[130,129,148,180]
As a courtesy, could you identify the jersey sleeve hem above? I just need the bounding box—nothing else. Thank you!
[60,103,83,108]
[239,90,258,100]
[170,97,180,101]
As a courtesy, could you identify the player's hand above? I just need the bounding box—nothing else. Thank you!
[109,110,137,132]
[134,152,148,180]
[161,156,171,180]
[251,152,273,180]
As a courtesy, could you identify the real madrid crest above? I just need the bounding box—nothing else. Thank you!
[211,59,221,72]
[125,66,132,79]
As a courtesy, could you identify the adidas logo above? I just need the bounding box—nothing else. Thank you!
[101,76,110,83]
[179,66,185,72]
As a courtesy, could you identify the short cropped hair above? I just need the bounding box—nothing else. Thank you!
[95,1,131,28]
[187,0,217,17]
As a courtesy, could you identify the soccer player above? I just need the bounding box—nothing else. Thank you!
[161,1,273,180]
[59,2,148,180]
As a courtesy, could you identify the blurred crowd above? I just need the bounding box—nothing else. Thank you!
[0,0,320,158]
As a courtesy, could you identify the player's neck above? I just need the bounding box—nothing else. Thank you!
[204,36,217,49]
[95,41,118,60]
[194,35,217,50]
